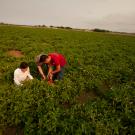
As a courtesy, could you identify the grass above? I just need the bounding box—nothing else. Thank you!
[0,24,135,135]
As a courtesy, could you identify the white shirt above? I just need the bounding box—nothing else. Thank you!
[14,67,33,86]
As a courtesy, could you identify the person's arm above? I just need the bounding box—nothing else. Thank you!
[27,67,33,80]
[52,65,61,74]
[37,65,46,80]
[47,65,53,80]
[14,71,23,86]
[48,65,53,74]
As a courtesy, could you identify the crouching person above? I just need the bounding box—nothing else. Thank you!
[14,62,33,86]
[36,53,66,82]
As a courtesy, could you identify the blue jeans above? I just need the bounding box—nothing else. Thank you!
[53,66,65,80]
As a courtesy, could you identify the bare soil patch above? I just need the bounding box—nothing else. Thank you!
[2,127,24,135]
[77,91,97,104]
[7,50,24,58]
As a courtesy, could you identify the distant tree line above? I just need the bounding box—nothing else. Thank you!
[0,22,111,32]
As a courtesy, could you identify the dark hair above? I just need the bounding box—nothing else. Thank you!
[20,62,28,69]
[39,55,48,63]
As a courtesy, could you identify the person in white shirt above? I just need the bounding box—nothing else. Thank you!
[14,62,33,86]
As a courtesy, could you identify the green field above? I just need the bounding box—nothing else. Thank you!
[0,25,135,135]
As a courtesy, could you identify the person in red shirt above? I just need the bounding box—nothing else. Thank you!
[36,53,66,81]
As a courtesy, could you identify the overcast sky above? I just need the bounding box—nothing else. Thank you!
[0,0,135,33]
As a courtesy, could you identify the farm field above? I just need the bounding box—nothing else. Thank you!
[0,24,135,135]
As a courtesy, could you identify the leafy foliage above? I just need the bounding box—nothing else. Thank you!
[0,25,135,134]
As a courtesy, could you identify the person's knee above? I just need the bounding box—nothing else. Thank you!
[57,72,64,80]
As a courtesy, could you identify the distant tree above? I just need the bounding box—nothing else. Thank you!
[92,28,110,32]
[42,25,46,27]
[50,25,54,28]
[65,27,72,29]
[57,26,65,29]
[0,22,8,25]
[0,22,4,24]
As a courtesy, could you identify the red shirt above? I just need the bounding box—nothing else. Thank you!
[49,53,66,67]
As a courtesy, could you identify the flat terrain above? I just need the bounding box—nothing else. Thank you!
[0,25,135,135]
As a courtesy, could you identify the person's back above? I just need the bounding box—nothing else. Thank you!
[49,53,66,67]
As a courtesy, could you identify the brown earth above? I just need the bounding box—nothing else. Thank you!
[2,127,24,135]
[77,91,97,104]
[77,81,111,104]
[7,50,24,58]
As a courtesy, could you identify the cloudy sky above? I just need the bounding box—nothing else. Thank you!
[0,0,135,33]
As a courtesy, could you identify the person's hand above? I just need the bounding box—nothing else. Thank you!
[47,72,53,80]
[41,74,46,80]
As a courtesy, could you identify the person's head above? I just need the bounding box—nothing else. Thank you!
[39,55,50,64]
[20,62,29,72]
